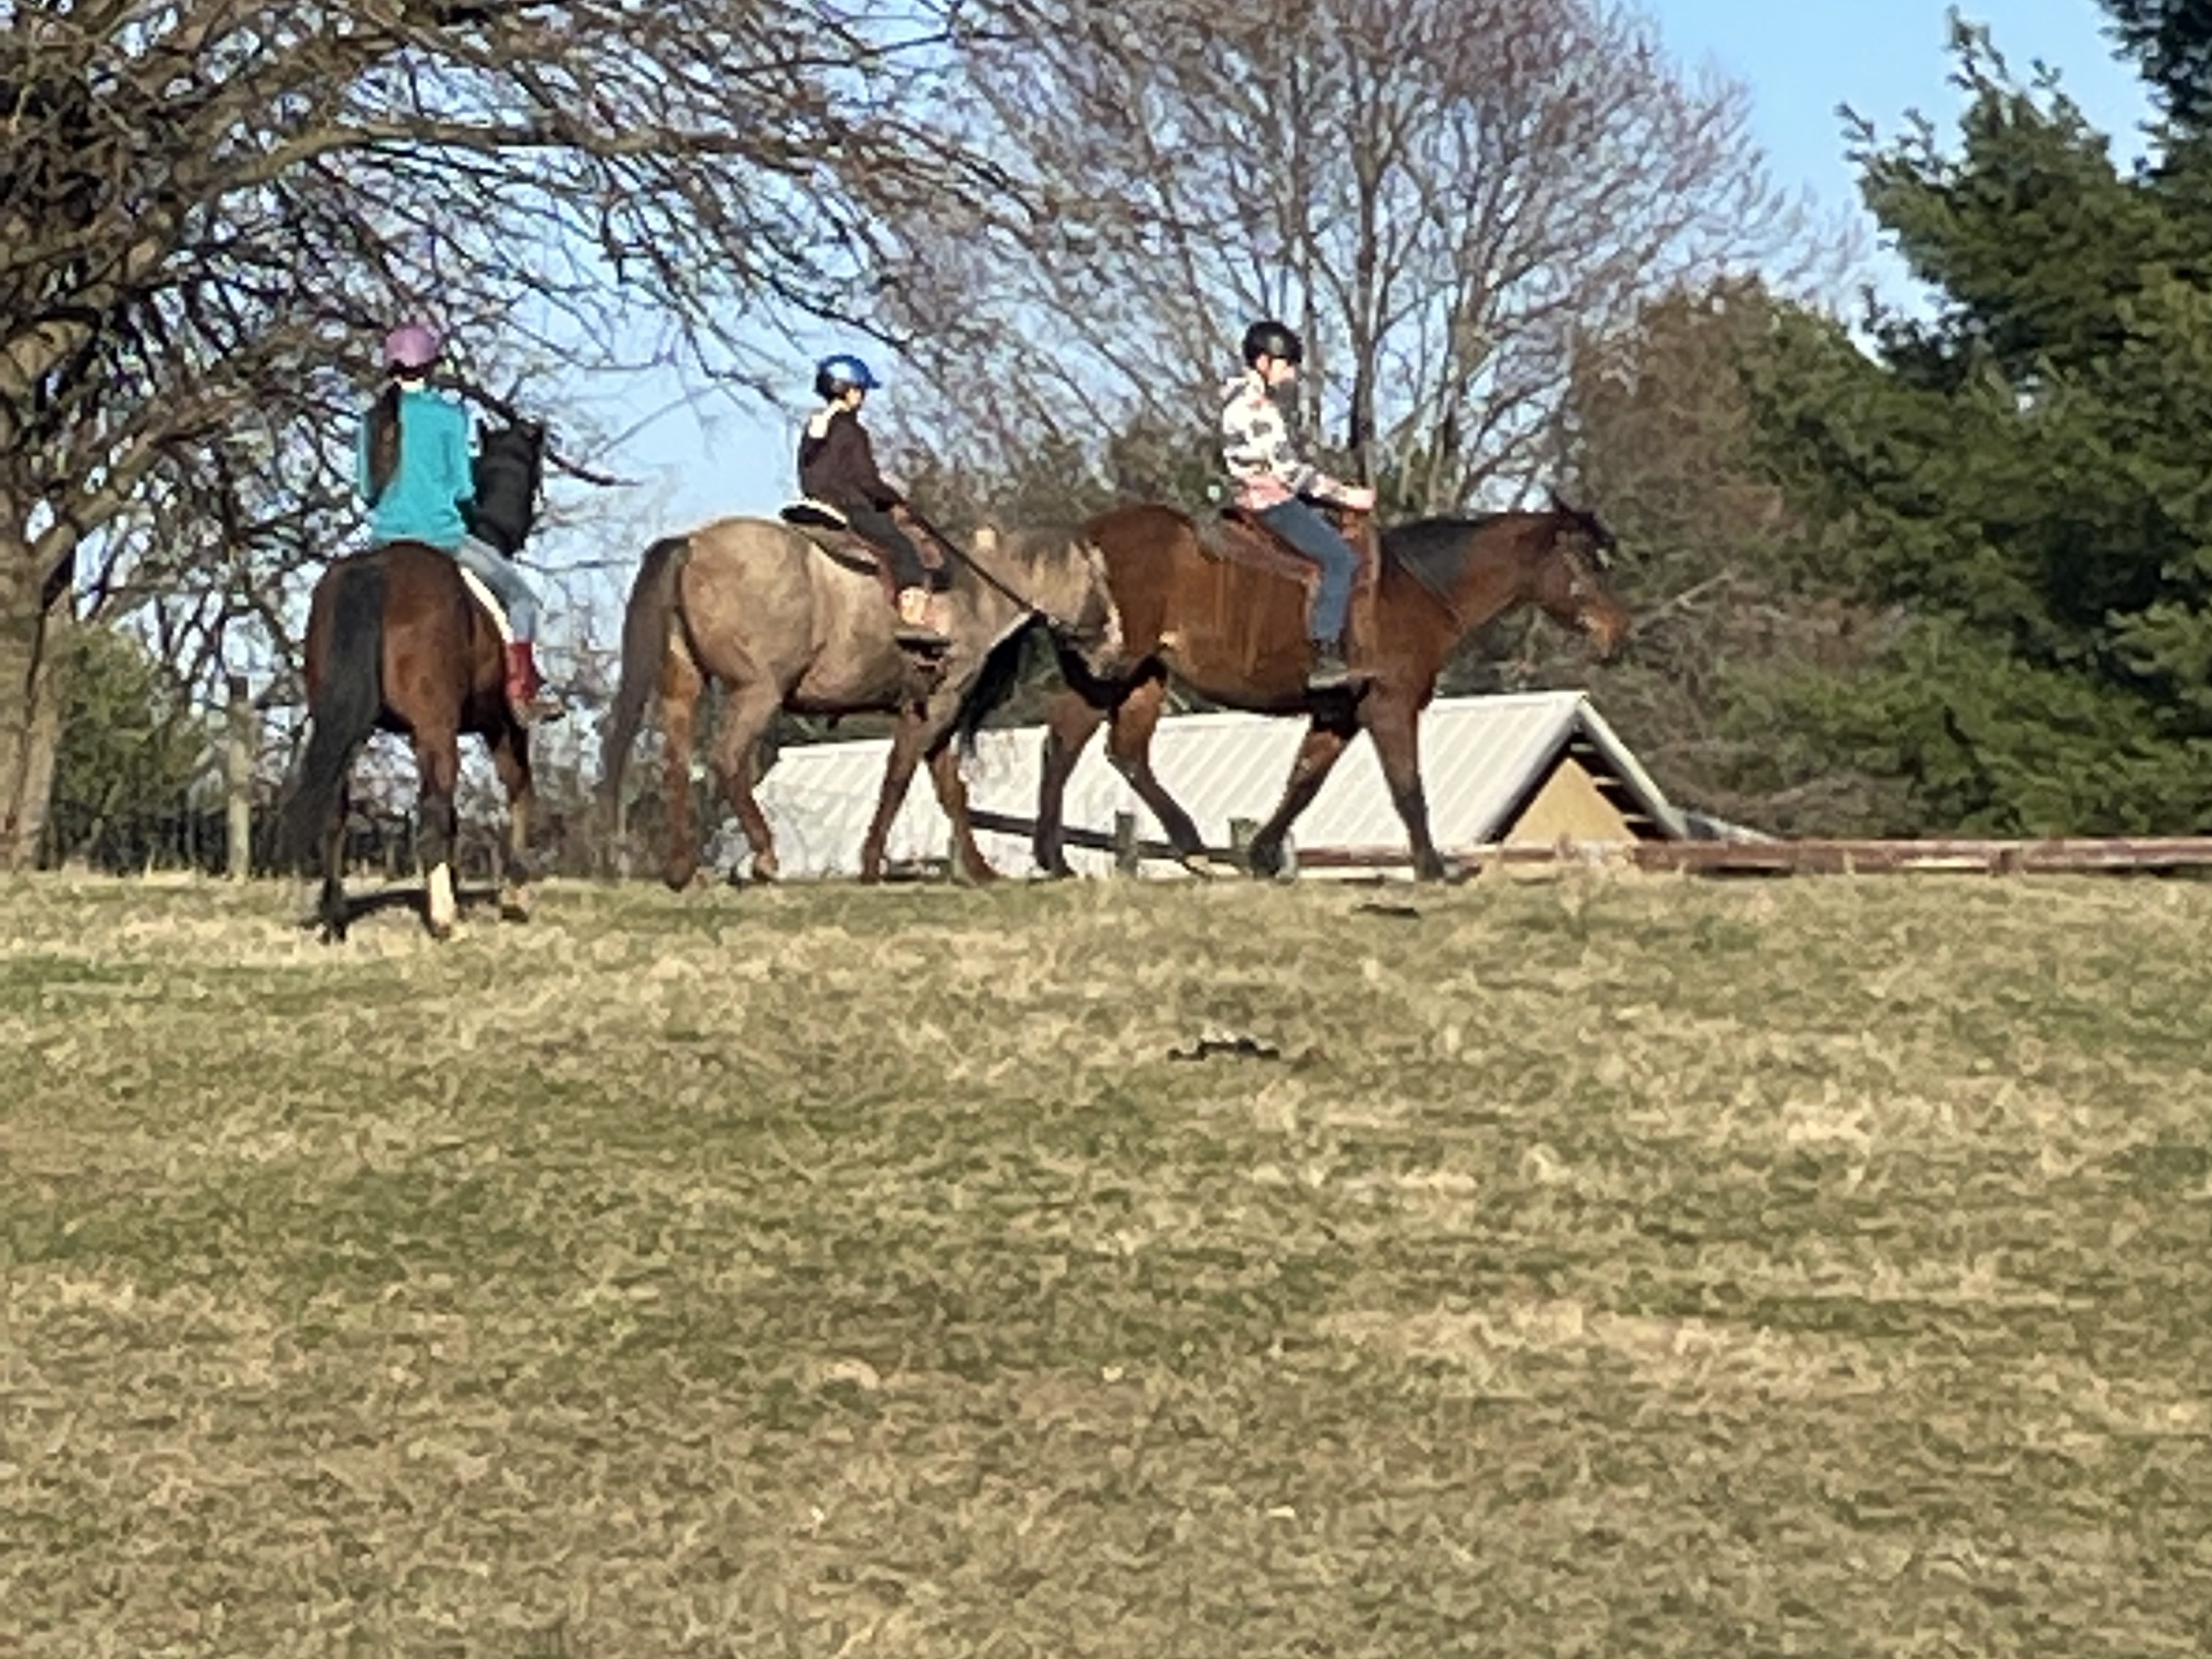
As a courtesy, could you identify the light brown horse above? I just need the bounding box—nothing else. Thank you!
[1013,494,1632,881]
[276,421,548,941]
[599,511,1123,887]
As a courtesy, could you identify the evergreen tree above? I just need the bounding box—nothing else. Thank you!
[1745,18,2212,832]
[2103,0,2212,127]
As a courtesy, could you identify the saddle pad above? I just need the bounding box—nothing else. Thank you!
[456,566,513,645]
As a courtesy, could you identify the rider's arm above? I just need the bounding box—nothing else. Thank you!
[848,421,904,511]
[353,413,375,504]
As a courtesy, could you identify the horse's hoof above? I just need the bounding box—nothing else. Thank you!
[499,895,532,924]
[661,861,697,892]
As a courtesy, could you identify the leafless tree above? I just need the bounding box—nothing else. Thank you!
[0,0,1009,865]
[894,0,1843,514]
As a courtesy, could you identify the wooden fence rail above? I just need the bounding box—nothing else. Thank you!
[958,808,2212,879]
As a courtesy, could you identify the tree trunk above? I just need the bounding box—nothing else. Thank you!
[0,519,71,870]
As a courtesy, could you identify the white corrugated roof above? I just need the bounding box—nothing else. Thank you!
[740,691,1683,879]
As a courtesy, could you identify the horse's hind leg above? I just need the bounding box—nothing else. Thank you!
[658,644,707,891]
[413,724,464,938]
[317,778,351,943]
[707,685,783,883]
[1105,675,1215,874]
[486,719,536,921]
[1246,710,1357,879]
[1034,685,1107,879]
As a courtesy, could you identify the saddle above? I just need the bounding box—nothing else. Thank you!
[1200,503,1381,590]
[779,498,948,606]
[1193,501,1384,672]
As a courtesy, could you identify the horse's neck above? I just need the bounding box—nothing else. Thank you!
[1436,523,1542,634]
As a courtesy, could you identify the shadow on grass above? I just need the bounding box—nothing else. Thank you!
[293,883,524,934]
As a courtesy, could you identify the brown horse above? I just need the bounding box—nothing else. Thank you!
[598,509,1123,887]
[277,421,548,941]
[1015,493,1632,881]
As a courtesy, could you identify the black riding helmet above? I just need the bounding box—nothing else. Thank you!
[1241,319,1304,366]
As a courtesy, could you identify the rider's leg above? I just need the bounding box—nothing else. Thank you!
[450,534,539,639]
[451,534,563,721]
[844,505,947,644]
[1254,499,1361,685]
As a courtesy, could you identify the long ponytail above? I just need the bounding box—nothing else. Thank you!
[365,380,404,503]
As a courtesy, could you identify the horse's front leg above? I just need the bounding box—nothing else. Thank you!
[1363,693,1448,881]
[858,710,933,883]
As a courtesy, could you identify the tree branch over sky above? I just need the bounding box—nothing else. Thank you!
[889,0,1840,514]
[0,0,1001,862]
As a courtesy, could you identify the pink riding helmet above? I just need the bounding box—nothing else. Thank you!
[383,323,441,370]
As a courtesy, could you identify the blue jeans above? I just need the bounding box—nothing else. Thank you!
[1257,499,1360,643]
[448,533,539,640]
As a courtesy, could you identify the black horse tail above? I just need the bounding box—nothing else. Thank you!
[599,535,690,820]
[280,558,385,871]
[951,619,1038,760]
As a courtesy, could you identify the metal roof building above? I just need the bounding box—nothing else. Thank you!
[740,691,1688,879]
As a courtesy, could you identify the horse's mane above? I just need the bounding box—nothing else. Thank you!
[1382,511,1524,592]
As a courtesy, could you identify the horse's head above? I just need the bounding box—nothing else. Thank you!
[979,522,1126,680]
[468,418,549,556]
[1533,488,1630,661]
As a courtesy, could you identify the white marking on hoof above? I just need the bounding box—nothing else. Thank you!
[427,862,458,936]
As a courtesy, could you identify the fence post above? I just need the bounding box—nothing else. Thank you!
[225,674,256,879]
[1229,816,1258,870]
[1113,811,1140,876]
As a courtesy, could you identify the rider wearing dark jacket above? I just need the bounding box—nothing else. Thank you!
[797,353,948,647]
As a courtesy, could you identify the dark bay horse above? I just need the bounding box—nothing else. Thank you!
[598,511,1123,887]
[277,420,548,940]
[1017,494,1632,881]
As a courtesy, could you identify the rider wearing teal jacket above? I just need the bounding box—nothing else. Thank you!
[355,384,474,550]
[356,322,562,723]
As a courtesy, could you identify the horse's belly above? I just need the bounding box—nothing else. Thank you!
[790,657,906,711]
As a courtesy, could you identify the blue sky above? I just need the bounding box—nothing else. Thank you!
[546,1,2161,625]
[1656,1,2153,286]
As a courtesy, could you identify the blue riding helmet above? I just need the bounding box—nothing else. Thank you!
[814,353,881,399]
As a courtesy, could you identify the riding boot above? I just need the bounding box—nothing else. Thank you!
[504,640,566,725]
[895,585,950,654]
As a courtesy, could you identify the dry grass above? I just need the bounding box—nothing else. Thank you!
[3,868,2209,1656]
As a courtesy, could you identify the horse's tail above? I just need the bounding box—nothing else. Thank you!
[599,535,690,817]
[950,620,1037,761]
[280,558,385,871]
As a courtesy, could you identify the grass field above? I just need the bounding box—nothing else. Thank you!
[3,869,2209,1657]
